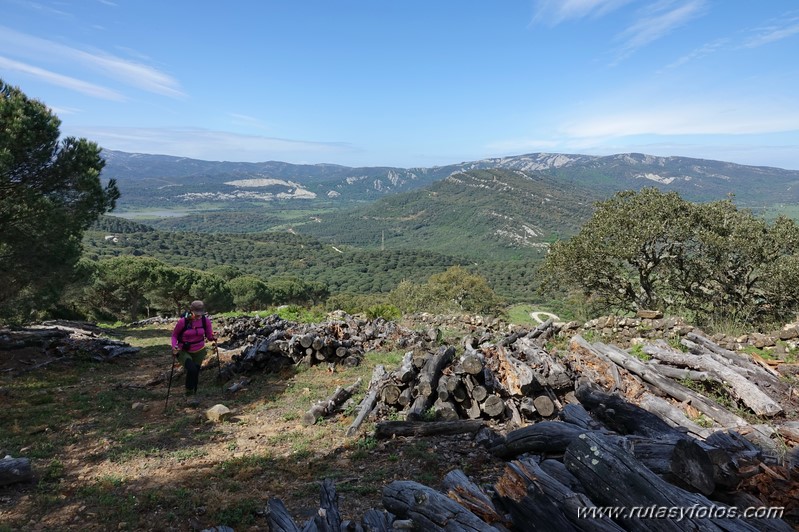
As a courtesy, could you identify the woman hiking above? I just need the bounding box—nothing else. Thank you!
[171,300,216,406]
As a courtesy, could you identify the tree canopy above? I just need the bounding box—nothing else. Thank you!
[0,80,119,322]
[541,188,799,326]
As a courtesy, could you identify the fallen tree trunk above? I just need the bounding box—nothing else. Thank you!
[583,342,749,429]
[303,378,362,426]
[564,432,778,532]
[643,343,783,417]
[382,480,501,531]
[346,366,386,437]
[495,457,624,532]
[374,420,484,439]
[266,497,300,532]
[442,469,509,527]
[489,421,586,459]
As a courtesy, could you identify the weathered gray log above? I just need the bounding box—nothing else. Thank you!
[645,360,710,382]
[407,346,455,421]
[516,336,573,390]
[519,397,536,419]
[460,353,484,375]
[685,332,783,380]
[303,378,362,426]
[380,383,402,405]
[374,420,483,439]
[266,497,301,532]
[361,509,395,531]
[493,345,535,395]
[497,457,624,532]
[346,365,386,437]
[505,400,523,428]
[532,395,555,417]
[638,393,712,439]
[433,398,459,421]
[489,420,587,458]
[462,397,482,419]
[0,457,32,486]
[382,480,500,531]
[471,383,488,403]
[442,469,509,528]
[643,343,783,417]
[558,403,603,431]
[575,380,689,440]
[564,432,771,532]
[303,478,341,532]
[527,318,555,339]
[397,386,413,408]
[481,394,505,418]
[437,376,452,402]
[620,435,716,495]
[584,342,749,429]
[300,334,315,349]
[395,351,417,383]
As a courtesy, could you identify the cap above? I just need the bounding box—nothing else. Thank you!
[190,300,206,315]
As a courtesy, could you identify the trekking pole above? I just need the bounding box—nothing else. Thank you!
[164,355,176,412]
[213,342,223,387]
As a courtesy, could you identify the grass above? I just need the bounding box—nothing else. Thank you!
[0,319,503,530]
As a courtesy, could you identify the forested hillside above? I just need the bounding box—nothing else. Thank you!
[294,168,598,260]
[84,219,540,302]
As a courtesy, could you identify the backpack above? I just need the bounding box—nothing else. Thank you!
[179,311,208,350]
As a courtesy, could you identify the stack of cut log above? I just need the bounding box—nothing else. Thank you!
[0,322,140,375]
[268,384,796,529]
[215,314,432,381]
[343,321,577,432]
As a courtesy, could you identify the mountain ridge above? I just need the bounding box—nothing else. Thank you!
[102,149,799,209]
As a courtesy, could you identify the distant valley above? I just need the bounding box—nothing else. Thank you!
[92,150,799,301]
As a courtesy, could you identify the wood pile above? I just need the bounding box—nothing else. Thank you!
[263,316,799,530]
[267,382,796,530]
[215,314,435,381]
[0,321,140,375]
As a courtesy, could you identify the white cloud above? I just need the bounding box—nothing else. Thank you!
[531,0,633,25]
[0,26,184,98]
[612,0,707,63]
[661,38,728,70]
[73,126,355,163]
[561,103,799,138]
[743,15,799,48]
[0,56,125,100]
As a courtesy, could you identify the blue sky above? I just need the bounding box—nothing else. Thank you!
[2,0,799,169]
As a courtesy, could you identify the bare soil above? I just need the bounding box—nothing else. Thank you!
[0,324,507,531]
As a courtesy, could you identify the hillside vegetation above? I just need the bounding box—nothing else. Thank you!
[295,168,597,261]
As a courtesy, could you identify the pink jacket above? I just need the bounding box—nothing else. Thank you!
[171,316,215,352]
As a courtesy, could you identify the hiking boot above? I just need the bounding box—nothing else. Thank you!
[186,395,200,407]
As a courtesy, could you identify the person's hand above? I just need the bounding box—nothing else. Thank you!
[172,347,179,358]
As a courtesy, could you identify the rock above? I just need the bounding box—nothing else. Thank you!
[205,404,232,423]
[779,325,799,340]
[637,309,663,319]
[131,402,147,411]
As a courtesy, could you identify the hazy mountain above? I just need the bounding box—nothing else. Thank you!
[102,150,799,210]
